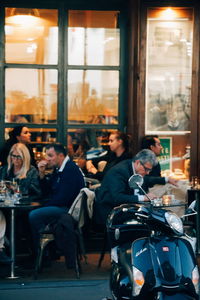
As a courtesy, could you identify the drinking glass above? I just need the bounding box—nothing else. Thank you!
[0,180,6,201]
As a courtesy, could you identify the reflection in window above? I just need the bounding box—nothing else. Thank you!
[29,128,57,143]
[145,8,193,180]
[5,68,58,124]
[68,10,119,66]
[4,127,57,161]
[67,128,114,171]
[30,128,57,161]
[146,8,193,134]
[5,8,58,64]
[68,70,119,124]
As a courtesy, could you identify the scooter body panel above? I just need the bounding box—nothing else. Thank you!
[131,236,198,298]
[108,203,199,300]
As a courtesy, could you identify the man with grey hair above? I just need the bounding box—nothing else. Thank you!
[94,149,157,225]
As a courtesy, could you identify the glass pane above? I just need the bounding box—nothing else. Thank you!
[68,70,119,124]
[145,8,193,180]
[158,135,190,180]
[67,128,114,171]
[4,127,57,161]
[68,10,120,66]
[5,68,58,124]
[30,128,57,143]
[146,8,193,134]
[5,8,58,64]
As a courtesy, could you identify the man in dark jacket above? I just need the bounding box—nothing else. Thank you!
[94,149,157,225]
[141,135,178,190]
[29,143,85,251]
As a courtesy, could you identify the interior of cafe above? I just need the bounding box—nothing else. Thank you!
[0,0,199,183]
[0,0,200,282]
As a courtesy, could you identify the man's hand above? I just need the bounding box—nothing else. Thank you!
[37,160,48,179]
[86,160,98,174]
[144,192,156,201]
[168,177,179,186]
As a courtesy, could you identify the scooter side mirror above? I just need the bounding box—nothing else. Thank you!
[182,208,197,219]
[128,174,144,189]
[182,201,197,218]
[128,174,152,203]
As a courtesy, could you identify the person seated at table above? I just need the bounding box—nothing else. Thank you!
[86,131,132,182]
[0,211,12,264]
[0,143,41,265]
[0,143,41,200]
[141,135,178,191]
[94,149,157,226]
[29,143,85,256]
[0,125,37,168]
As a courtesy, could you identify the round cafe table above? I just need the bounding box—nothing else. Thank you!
[0,200,40,279]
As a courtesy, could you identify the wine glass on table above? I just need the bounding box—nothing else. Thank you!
[0,180,6,201]
[10,179,21,203]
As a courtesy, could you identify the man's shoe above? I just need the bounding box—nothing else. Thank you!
[0,249,12,265]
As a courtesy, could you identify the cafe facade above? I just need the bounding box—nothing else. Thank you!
[0,0,200,181]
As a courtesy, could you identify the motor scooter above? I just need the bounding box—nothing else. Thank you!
[108,174,199,300]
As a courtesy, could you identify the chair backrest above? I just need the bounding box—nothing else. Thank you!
[68,187,95,228]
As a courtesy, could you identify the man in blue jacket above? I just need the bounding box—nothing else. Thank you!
[29,143,85,252]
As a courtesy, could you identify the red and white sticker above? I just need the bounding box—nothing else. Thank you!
[162,247,169,252]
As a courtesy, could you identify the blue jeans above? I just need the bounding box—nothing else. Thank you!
[29,206,67,253]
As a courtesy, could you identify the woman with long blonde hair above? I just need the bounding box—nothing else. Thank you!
[0,142,41,198]
[0,143,41,265]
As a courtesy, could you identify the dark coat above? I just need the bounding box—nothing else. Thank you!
[94,159,143,225]
[87,150,132,181]
[53,213,77,269]
[40,159,85,208]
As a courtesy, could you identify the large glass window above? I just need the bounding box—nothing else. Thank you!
[5,8,58,125]
[5,8,58,64]
[68,70,119,124]
[146,8,193,179]
[68,10,120,125]
[146,8,193,134]
[68,11,119,66]
[5,68,58,124]
[1,7,121,162]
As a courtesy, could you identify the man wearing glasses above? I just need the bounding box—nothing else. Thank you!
[94,149,157,225]
[141,135,178,190]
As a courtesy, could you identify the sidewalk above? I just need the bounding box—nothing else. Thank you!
[0,279,111,300]
[0,253,111,300]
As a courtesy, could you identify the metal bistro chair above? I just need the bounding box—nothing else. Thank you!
[69,186,108,268]
[33,188,94,280]
[34,219,82,279]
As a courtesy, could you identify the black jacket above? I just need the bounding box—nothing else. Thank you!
[87,150,132,181]
[94,159,143,225]
[0,165,41,201]
[143,162,165,191]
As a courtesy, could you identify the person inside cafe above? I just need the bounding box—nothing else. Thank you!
[94,149,157,226]
[0,125,37,168]
[0,142,41,265]
[141,135,178,191]
[86,131,132,182]
[29,143,85,256]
